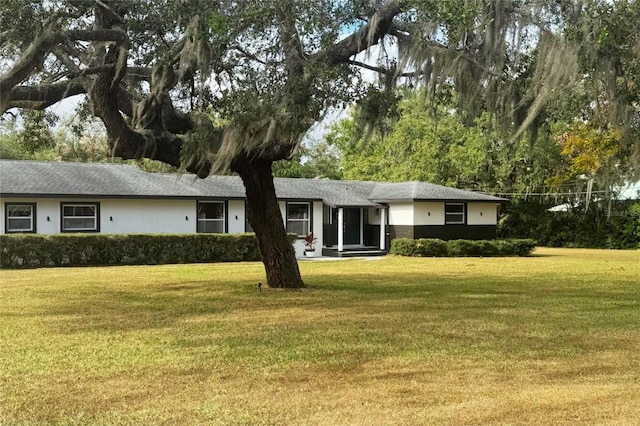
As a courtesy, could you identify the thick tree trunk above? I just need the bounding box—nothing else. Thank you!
[232,157,305,289]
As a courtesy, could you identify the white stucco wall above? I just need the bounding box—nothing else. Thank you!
[367,207,382,225]
[313,201,323,253]
[227,200,246,233]
[382,201,498,227]
[387,203,414,226]
[1,197,198,234]
[413,202,445,225]
[467,203,498,225]
[101,199,196,233]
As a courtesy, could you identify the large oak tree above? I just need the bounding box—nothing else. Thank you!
[2,0,638,287]
[1,0,406,288]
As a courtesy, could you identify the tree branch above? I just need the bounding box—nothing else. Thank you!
[346,60,422,78]
[5,80,87,111]
[0,28,127,111]
[232,45,268,65]
[52,46,81,73]
[277,3,305,78]
[315,0,403,66]
[95,0,124,24]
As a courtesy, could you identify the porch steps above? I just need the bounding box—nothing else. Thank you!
[322,247,388,258]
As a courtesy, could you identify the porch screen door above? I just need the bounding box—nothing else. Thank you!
[343,208,361,245]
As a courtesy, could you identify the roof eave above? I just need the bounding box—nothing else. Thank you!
[0,193,247,200]
[411,198,510,203]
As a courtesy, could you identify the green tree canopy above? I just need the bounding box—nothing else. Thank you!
[328,91,563,193]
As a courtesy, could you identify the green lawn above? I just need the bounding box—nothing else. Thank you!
[1,248,639,425]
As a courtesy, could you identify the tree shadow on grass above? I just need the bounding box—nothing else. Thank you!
[1,267,634,381]
[14,278,258,334]
[16,267,637,344]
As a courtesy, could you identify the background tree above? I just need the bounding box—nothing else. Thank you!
[15,110,58,155]
[547,121,627,214]
[272,141,343,179]
[0,112,176,173]
[327,91,563,194]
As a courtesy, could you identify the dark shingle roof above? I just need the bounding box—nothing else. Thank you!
[0,161,202,198]
[163,174,246,198]
[273,178,378,207]
[0,160,507,204]
[369,181,506,202]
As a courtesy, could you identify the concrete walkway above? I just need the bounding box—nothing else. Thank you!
[296,256,385,261]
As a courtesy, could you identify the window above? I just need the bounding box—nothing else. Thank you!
[6,203,36,233]
[286,202,310,236]
[61,203,99,232]
[197,201,225,233]
[445,203,465,224]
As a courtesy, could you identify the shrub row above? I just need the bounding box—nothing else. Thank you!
[390,238,536,257]
[0,233,296,268]
[497,199,640,249]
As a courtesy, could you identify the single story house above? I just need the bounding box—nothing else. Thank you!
[1,160,508,257]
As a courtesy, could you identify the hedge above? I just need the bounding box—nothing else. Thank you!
[498,199,640,249]
[0,233,297,268]
[389,238,536,257]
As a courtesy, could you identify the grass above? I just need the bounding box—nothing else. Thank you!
[1,247,639,425]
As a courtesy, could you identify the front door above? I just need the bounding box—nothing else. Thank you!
[343,208,361,245]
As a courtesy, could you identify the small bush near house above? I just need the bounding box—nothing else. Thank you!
[415,238,448,256]
[388,238,420,256]
[0,233,297,268]
[390,238,536,257]
[446,239,482,257]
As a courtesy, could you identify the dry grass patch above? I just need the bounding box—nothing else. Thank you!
[1,248,639,425]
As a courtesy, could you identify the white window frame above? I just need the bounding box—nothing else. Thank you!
[445,203,466,225]
[286,202,311,237]
[197,201,226,233]
[61,203,99,232]
[6,203,36,233]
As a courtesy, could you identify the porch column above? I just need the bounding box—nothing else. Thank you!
[337,207,344,252]
[380,207,386,250]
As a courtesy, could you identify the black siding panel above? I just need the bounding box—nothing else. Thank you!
[363,224,379,246]
[413,225,496,240]
[323,223,338,247]
[389,225,414,240]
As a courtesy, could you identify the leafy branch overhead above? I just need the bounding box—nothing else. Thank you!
[2,0,637,176]
[1,0,399,175]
